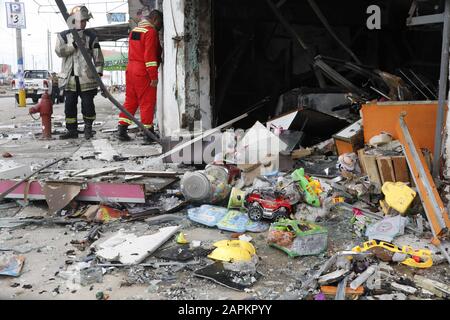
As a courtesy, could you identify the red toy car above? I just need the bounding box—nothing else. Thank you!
[244,188,293,221]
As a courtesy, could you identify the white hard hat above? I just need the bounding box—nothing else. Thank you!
[70,6,93,21]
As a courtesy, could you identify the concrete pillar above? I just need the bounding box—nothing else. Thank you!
[184,0,202,131]
[157,0,186,136]
[129,0,212,136]
[198,0,213,131]
[183,0,212,132]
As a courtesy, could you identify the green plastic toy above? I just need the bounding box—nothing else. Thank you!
[291,168,321,207]
[268,218,328,258]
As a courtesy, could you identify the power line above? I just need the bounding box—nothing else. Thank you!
[107,2,127,13]
[37,0,127,8]
[33,0,128,15]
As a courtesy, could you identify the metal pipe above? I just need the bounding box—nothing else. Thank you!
[409,69,437,99]
[400,114,448,233]
[264,0,308,51]
[433,0,450,177]
[0,157,67,201]
[398,69,430,100]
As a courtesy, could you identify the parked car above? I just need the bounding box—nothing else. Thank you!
[11,70,52,103]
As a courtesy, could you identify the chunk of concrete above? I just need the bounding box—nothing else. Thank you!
[94,226,180,265]
[414,275,450,298]
[391,282,417,295]
[349,265,378,290]
[91,139,120,162]
[318,269,349,286]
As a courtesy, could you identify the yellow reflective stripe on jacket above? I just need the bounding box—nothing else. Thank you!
[119,117,133,125]
[84,116,96,120]
[133,27,148,33]
[138,20,154,28]
[144,124,154,128]
[66,118,77,124]
[145,61,158,67]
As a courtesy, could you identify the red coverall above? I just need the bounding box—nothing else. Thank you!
[118,20,162,128]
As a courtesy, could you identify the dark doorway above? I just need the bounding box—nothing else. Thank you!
[212,0,443,129]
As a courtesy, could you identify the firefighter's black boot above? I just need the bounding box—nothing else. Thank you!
[59,130,78,140]
[117,125,132,141]
[60,121,78,139]
[84,123,94,140]
[142,126,159,145]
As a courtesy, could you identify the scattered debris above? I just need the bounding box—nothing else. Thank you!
[94,226,180,265]
[42,183,81,215]
[194,261,262,291]
[414,275,450,298]
[267,218,328,257]
[365,215,408,242]
[188,205,269,233]
[0,254,25,277]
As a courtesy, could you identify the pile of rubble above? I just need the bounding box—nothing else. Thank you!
[1,97,450,301]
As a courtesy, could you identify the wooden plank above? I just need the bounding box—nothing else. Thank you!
[392,156,410,183]
[115,171,180,178]
[357,149,367,175]
[423,149,433,173]
[361,154,381,186]
[377,156,396,184]
[291,148,312,160]
[76,167,119,178]
[124,175,144,182]
[320,285,364,296]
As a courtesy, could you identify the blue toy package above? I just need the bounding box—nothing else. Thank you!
[187,205,228,227]
[188,205,269,233]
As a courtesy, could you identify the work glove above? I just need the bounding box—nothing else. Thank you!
[66,33,75,47]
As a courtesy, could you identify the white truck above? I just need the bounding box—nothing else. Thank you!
[11,70,53,103]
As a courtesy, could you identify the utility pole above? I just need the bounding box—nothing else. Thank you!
[47,30,53,71]
[15,0,26,107]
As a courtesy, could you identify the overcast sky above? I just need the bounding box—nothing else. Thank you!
[0,0,128,72]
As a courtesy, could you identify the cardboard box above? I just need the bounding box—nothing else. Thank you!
[333,120,364,155]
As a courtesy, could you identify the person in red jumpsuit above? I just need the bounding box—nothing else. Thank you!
[117,8,163,142]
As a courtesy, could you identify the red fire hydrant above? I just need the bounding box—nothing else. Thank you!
[29,90,53,139]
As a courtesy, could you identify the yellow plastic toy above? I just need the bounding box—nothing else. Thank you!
[332,197,345,204]
[308,178,323,195]
[381,182,416,214]
[208,240,256,262]
[176,232,189,244]
[352,240,432,269]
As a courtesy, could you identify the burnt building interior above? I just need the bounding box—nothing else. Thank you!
[212,0,443,146]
